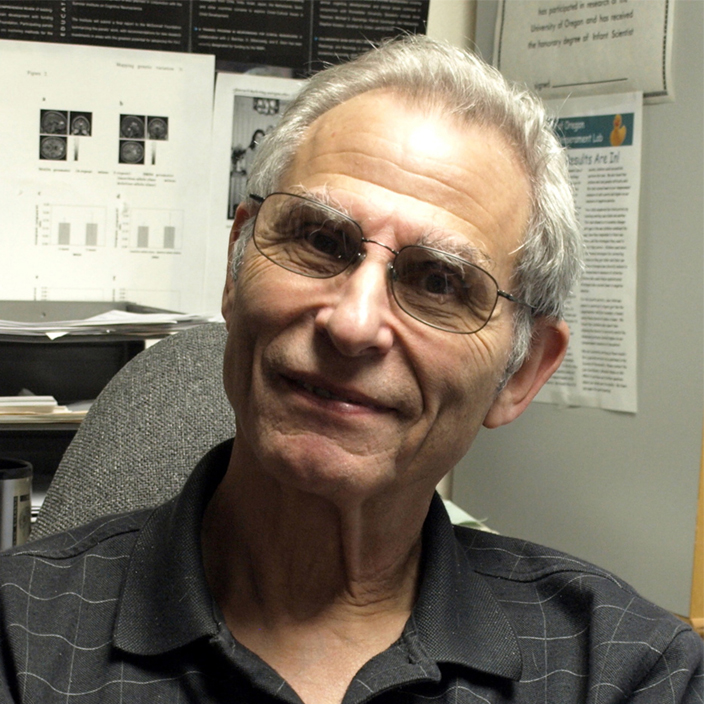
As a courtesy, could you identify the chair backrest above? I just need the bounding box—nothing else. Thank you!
[31,323,235,540]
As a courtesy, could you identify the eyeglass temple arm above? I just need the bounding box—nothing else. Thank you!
[497,290,537,315]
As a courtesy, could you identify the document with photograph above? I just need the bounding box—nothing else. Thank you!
[203,72,304,311]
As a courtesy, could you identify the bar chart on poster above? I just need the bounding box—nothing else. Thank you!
[123,209,184,253]
[0,2,431,314]
[0,40,214,311]
[39,205,107,249]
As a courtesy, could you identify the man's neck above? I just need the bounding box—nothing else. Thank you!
[200,447,432,704]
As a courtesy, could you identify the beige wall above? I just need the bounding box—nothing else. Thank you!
[451,0,703,616]
[426,0,476,49]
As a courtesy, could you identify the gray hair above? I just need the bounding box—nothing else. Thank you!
[232,34,582,376]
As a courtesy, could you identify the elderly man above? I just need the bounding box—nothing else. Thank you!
[1,36,701,703]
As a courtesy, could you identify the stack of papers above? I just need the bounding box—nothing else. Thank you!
[0,309,218,340]
[0,396,88,424]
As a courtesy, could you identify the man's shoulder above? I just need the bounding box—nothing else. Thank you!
[452,526,703,698]
[0,508,152,580]
[453,525,670,614]
[0,509,165,702]
[455,527,700,646]
[454,525,629,586]
[0,509,154,646]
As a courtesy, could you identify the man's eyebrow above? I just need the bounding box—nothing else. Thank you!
[416,230,494,268]
[291,186,353,217]
[290,187,494,266]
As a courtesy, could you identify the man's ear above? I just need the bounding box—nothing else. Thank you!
[483,318,569,429]
[222,203,253,325]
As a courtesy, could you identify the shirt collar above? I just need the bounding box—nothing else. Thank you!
[113,440,231,655]
[114,440,521,681]
[412,493,522,680]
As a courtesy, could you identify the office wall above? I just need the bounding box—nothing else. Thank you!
[452,0,703,616]
[426,0,475,46]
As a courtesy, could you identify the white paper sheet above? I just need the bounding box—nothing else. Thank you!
[0,395,87,424]
[0,308,215,338]
[535,92,642,413]
[203,72,304,311]
[0,40,214,312]
[494,0,674,103]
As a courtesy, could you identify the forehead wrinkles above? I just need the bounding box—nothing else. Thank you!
[290,182,493,266]
[287,102,531,264]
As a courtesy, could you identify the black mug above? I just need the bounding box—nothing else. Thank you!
[0,458,33,550]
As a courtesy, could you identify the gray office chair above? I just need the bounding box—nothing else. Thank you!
[31,323,234,540]
[32,322,493,540]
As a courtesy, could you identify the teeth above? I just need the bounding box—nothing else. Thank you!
[300,380,353,404]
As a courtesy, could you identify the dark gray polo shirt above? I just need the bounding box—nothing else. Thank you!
[0,440,701,702]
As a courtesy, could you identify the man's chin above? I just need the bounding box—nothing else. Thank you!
[251,431,406,501]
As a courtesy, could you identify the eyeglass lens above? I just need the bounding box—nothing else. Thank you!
[253,193,501,334]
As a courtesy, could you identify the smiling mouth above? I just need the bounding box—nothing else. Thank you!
[293,378,388,412]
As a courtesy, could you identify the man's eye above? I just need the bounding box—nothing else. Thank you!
[399,256,493,313]
[409,262,465,298]
[422,270,458,296]
[295,222,355,260]
[304,227,347,257]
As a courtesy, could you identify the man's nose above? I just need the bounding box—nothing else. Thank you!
[314,257,395,356]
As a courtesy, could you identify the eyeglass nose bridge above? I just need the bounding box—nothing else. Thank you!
[340,238,404,312]
[359,237,399,258]
[340,237,400,298]
[348,237,400,277]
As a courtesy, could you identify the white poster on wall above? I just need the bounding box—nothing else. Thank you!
[494,0,674,103]
[0,40,214,312]
[203,72,304,312]
[536,92,642,413]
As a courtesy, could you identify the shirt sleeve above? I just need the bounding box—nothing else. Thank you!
[629,628,704,703]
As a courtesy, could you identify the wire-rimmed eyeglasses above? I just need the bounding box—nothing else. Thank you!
[249,192,533,334]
